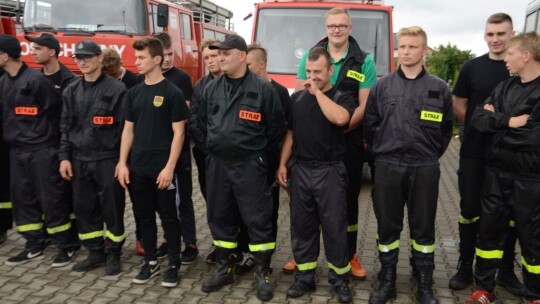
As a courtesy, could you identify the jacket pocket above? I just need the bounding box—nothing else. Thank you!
[418,98,444,129]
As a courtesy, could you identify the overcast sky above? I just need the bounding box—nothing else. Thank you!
[211,0,530,57]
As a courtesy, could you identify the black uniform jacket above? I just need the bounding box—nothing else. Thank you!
[364,68,454,167]
[472,76,540,180]
[199,69,286,162]
[0,63,63,152]
[58,74,127,162]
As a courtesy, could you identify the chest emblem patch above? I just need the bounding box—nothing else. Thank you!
[15,107,38,116]
[153,96,164,107]
[420,110,443,122]
[239,110,261,122]
[346,70,365,83]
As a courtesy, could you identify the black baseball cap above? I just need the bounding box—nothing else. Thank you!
[0,35,22,59]
[73,40,102,56]
[25,33,61,55]
[209,34,248,52]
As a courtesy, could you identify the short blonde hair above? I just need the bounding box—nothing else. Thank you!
[200,38,220,52]
[326,7,351,24]
[397,26,428,45]
[507,31,540,62]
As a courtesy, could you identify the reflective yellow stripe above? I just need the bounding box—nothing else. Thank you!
[46,222,71,234]
[70,213,76,220]
[328,262,351,275]
[509,220,515,228]
[347,224,358,232]
[410,240,435,253]
[17,222,43,232]
[0,202,12,209]
[346,70,365,83]
[297,261,317,271]
[79,231,104,240]
[476,248,503,259]
[522,256,540,274]
[459,215,479,224]
[249,242,276,252]
[106,230,126,242]
[378,240,399,252]
[41,214,46,220]
[213,240,237,249]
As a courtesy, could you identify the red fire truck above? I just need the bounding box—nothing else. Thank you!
[18,0,234,81]
[0,0,20,36]
[251,0,394,91]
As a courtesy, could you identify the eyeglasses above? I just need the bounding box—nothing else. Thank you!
[73,55,96,63]
[326,24,348,31]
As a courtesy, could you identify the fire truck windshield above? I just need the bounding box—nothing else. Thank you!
[255,8,390,77]
[23,0,147,35]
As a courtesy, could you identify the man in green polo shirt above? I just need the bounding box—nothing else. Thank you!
[283,7,376,281]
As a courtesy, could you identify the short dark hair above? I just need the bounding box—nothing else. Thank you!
[132,37,164,65]
[487,13,513,29]
[153,32,172,49]
[307,46,332,68]
[247,42,267,64]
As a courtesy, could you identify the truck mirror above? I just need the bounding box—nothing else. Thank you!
[157,4,169,27]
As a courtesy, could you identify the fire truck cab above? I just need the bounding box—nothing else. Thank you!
[251,0,394,91]
[19,0,233,81]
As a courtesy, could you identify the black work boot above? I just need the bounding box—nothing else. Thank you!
[416,270,439,304]
[72,251,106,272]
[201,247,234,293]
[496,253,525,297]
[449,258,474,290]
[369,267,396,304]
[253,250,274,301]
[410,257,419,278]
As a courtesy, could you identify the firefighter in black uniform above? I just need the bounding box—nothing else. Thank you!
[198,34,286,301]
[58,40,127,276]
[277,47,354,303]
[0,34,77,266]
[0,84,11,245]
[465,31,540,304]
[364,27,453,304]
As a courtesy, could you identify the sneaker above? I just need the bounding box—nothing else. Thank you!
[235,253,255,275]
[465,290,495,304]
[135,240,144,256]
[206,246,217,264]
[5,249,44,266]
[72,251,106,272]
[350,254,367,280]
[181,244,199,265]
[283,259,296,274]
[333,283,353,303]
[51,249,75,268]
[105,253,121,276]
[156,242,168,260]
[162,265,179,288]
[133,262,160,284]
[286,280,316,298]
[527,301,540,304]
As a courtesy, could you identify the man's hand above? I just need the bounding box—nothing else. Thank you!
[59,160,73,181]
[304,79,321,96]
[509,114,530,128]
[276,164,289,190]
[115,163,130,189]
[483,104,495,112]
[156,166,174,189]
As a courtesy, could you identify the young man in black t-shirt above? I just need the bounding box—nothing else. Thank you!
[276,47,354,303]
[154,32,198,264]
[116,37,189,288]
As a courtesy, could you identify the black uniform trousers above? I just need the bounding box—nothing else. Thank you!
[176,148,197,245]
[373,162,439,271]
[206,156,275,251]
[71,159,125,254]
[192,145,207,200]
[130,169,181,263]
[474,167,540,301]
[1,140,12,233]
[457,157,518,262]
[290,161,351,286]
[10,146,75,251]
[343,139,364,259]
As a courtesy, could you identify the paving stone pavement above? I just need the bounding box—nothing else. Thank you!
[0,139,526,303]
